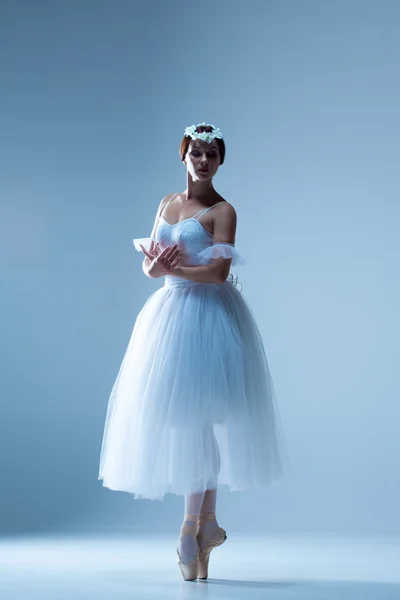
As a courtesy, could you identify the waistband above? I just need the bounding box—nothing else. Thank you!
[164,275,230,289]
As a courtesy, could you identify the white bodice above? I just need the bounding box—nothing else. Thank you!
[156,215,213,263]
[133,194,245,286]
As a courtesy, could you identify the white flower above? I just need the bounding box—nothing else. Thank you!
[183,122,224,143]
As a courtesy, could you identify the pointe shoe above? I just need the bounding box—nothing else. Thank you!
[197,511,227,580]
[177,549,199,581]
[176,514,199,581]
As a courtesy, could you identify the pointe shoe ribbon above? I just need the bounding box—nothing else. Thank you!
[196,511,227,580]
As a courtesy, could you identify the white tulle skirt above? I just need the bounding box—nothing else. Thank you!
[98,274,287,501]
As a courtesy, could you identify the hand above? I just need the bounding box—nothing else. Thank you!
[145,243,182,278]
[139,239,159,261]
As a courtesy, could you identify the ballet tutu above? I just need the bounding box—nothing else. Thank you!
[98,271,287,501]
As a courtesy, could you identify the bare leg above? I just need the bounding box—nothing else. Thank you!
[200,488,217,514]
[177,491,205,564]
[197,483,220,552]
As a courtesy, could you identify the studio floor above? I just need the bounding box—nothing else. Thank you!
[1,532,399,600]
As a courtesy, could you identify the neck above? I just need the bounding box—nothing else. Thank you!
[184,172,217,204]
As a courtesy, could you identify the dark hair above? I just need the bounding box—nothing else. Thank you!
[179,124,226,165]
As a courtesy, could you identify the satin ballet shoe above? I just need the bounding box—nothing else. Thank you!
[196,511,227,580]
[176,514,199,581]
[177,549,199,581]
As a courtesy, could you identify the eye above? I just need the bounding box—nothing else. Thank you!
[190,149,218,158]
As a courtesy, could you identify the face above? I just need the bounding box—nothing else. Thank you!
[184,139,220,180]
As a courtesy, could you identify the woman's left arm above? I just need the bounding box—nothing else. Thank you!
[169,203,237,284]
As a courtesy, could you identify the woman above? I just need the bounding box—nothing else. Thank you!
[98,122,287,581]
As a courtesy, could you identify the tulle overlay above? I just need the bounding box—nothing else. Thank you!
[98,198,287,500]
[197,242,246,267]
[99,278,287,500]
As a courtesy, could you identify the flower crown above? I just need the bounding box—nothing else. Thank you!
[184,122,223,143]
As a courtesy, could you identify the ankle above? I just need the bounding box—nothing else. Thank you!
[196,514,219,552]
[180,514,198,537]
[197,512,219,538]
[197,511,217,524]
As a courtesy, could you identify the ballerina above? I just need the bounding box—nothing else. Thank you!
[98,122,287,581]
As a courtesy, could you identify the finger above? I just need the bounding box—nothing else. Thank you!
[168,246,180,259]
[140,245,157,260]
[160,243,179,260]
[169,256,180,268]
[167,251,181,268]
[140,244,152,258]
[169,244,180,255]
[163,250,180,267]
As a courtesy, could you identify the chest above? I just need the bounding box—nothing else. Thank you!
[155,217,213,254]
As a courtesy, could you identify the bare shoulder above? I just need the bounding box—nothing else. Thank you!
[157,192,176,215]
[216,199,237,223]
[212,198,237,242]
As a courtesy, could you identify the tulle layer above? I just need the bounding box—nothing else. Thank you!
[98,278,288,500]
[133,237,155,253]
[197,243,245,266]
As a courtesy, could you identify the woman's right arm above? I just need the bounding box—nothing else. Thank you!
[142,194,172,278]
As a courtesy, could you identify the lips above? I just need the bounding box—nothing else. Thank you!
[198,169,209,173]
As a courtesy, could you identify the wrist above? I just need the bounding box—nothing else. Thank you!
[171,266,184,277]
